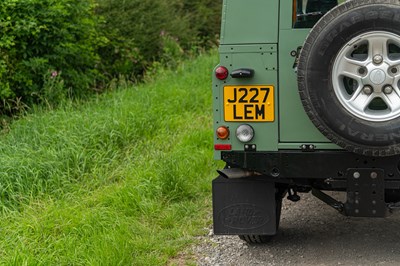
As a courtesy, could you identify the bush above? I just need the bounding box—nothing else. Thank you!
[178,0,222,49]
[95,0,189,81]
[0,0,104,113]
[95,0,221,81]
[0,0,222,115]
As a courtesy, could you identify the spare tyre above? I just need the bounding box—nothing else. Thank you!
[298,0,400,156]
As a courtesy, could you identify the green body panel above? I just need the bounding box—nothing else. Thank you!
[213,0,340,159]
[277,0,336,144]
[278,142,339,150]
[213,44,279,159]
[220,0,279,44]
[278,30,330,143]
[279,0,293,30]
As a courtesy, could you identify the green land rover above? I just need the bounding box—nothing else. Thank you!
[212,0,400,243]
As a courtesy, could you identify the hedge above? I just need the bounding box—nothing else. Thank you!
[0,0,222,115]
[0,0,105,113]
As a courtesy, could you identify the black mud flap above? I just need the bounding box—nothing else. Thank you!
[212,175,277,235]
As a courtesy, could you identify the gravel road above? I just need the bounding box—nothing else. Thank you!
[193,192,400,265]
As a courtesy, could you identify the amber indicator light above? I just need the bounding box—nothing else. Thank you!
[216,126,230,140]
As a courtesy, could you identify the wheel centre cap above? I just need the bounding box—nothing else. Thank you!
[369,69,386,85]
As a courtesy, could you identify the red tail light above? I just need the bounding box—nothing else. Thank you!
[215,66,229,80]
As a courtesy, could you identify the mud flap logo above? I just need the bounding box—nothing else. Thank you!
[218,204,270,230]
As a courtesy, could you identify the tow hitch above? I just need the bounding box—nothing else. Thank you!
[313,168,387,217]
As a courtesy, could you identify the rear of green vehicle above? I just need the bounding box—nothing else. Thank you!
[212,0,400,243]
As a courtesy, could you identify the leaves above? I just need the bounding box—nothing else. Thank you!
[0,0,104,113]
[0,0,222,115]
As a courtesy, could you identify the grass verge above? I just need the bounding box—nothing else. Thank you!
[0,52,221,265]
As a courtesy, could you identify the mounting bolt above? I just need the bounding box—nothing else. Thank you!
[363,85,373,95]
[371,172,378,179]
[383,85,393,94]
[358,67,367,75]
[373,54,383,65]
[353,172,360,179]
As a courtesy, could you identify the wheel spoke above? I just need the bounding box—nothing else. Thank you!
[336,57,364,81]
[381,88,400,112]
[347,90,374,112]
[394,75,400,85]
[388,59,400,68]
[368,37,388,60]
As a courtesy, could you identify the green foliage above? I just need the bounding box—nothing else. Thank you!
[96,0,221,81]
[0,52,220,264]
[95,0,187,80]
[0,0,222,114]
[0,0,105,114]
[179,0,223,48]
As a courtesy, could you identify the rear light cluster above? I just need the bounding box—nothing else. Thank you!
[215,65,255,151]
[215,66,229,80]
[214,124,255,151]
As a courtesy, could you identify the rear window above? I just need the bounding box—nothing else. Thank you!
[293,0,338,28]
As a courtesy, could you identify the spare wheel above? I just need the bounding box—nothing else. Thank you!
[298,0,400,156]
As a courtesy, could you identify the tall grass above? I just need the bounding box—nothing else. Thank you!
[0,52,220,264]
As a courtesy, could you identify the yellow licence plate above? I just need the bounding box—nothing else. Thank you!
[223,85,274,122]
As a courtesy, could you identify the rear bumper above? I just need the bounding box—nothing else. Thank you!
[213,150,400,223]
[221,150,400,181]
